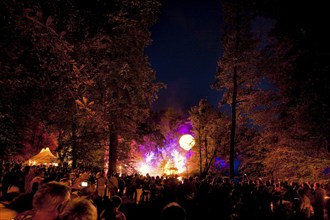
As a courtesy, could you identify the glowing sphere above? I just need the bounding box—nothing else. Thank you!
[179,134,195,151]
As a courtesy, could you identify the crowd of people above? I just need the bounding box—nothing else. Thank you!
[0,162,329,220]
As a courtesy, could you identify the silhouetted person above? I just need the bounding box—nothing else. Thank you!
[4,181,40,213]
[160,202,187,220]
[100,195,126,220]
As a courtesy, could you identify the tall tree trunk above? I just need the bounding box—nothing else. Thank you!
[198,129,203,177]
[230,66,237,180]
[71,120,77,169]
[204,136,208,171]
[57,129,64,166]
[108,124,118,175]
[229,6,240,180]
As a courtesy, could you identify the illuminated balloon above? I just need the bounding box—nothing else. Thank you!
[179,134,195,151]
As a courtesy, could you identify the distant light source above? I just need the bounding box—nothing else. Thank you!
[179,134,195,151]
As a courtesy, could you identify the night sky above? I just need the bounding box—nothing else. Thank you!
[146,0,223,112]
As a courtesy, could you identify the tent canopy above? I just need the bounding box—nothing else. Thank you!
[28,147,58,165]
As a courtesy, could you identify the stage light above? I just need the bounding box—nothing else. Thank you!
[179,134,195,151]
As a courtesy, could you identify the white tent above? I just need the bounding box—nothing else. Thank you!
[28,147,58,165]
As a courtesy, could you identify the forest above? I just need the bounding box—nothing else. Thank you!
[1,0,329,183]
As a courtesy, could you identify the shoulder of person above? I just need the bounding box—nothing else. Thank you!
[13,210,34,220]
[99,209,106,218]
[117,211,126,220]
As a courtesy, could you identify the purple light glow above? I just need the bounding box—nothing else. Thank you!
[177,122,193,135]
[136,137,192,176]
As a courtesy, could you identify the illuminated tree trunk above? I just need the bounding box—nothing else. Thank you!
[229,66,237,180]
[204,136,208,172]
[198,129,203,177]
[71,120,78,169]
[108,124,118,175]
[229,6,240,180]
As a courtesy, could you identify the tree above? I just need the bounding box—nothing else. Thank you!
[0,0,79,160]
[212,0,261,179]
[239,0,330,182]
[0,0,165,171]
[189,99,229,177]
[70,0,164,174]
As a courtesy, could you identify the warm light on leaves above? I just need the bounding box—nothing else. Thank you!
[75,96,94,112]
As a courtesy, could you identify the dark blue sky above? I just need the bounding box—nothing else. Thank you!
[146,0,223,112]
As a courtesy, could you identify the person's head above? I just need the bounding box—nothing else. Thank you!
[111,195,122,209]
[58,197,97,220]
[160,202,186,220]
[31,181,40,193]
[32,181,71,218]
[314,182,321,189]
[297,188,306,197]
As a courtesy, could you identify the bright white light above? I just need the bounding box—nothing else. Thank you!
[145,152,155,163]
[179,134,195,151]
[138,163,150,176]
[172,150,186,173]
